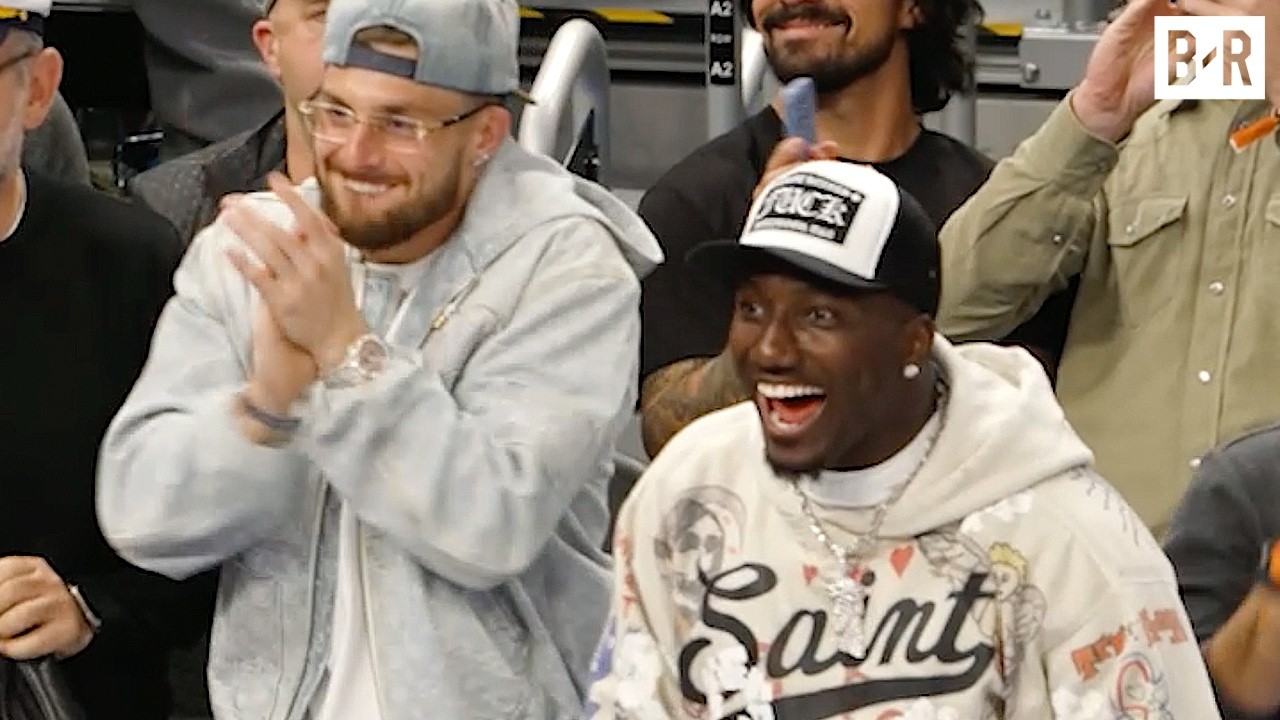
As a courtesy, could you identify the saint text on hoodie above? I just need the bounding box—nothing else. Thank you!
[583,337,1223,720]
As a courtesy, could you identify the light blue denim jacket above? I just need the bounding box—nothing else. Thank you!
[96,139,663,720]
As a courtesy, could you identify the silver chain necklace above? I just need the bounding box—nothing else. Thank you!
[792,375,948,657]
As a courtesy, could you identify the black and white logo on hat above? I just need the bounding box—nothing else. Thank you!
[748,172,865,243]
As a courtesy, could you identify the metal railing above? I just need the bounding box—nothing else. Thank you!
[936,20,978,147]
[740,27,770,113]
[517,18,612,181]
[1063,0,1111,26]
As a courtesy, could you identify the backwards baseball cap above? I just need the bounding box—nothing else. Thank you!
[0,0,49,43]
[322,0,532,102]
[689,161,941,317]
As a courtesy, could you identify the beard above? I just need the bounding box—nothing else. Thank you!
[761,4,896,94]
[317,160,462,253]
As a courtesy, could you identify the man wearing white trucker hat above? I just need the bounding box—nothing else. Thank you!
[584,161,1219,719]
[97,0,662,717]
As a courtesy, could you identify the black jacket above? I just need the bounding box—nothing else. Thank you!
[0,170,217,719]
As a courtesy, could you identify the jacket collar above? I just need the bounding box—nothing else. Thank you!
[204,110,288,199]
[344,139,532,352]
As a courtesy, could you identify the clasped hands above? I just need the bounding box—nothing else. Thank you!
[222,173,369,422]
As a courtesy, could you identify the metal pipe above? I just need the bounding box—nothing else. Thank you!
[937,18,977,146]
[1062,0,1109,27]
[517,18,612,177]
[740,27,769,112]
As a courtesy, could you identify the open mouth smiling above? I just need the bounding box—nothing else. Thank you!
[757,382,827,439]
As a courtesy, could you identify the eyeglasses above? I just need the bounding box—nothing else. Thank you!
[297,98,494,154]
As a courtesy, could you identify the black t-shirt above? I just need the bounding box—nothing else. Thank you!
[1164,425,1280,720]
[0,171,215,719]
[637,107,1076,380]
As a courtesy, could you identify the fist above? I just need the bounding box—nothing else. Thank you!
[0,557,93,661]
[753,137,843,202]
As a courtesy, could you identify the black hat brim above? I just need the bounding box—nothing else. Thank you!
[686,240,890,296]
[0,14,42,44]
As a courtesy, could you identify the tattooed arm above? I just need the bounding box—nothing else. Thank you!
[639,349,750,458]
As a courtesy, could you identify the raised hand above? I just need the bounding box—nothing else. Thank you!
[1072,0,1183,142]
[753,137,843,202]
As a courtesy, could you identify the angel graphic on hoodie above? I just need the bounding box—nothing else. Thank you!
[583,338,1220,720]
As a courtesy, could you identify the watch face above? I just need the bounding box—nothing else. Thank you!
[355,335,390,376]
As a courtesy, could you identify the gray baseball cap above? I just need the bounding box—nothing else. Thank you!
[322,0,532,102]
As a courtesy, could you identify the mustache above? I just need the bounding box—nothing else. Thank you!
[761,2,850,31]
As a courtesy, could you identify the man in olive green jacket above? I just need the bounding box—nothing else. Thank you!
[937,0,1280,537]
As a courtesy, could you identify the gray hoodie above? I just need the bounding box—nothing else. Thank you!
[586,337,1221,720]
[96,138,663,720]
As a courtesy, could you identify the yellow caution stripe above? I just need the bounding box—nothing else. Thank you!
[591,7,673,23]
[519,6,675,24]
[981,22,1022,37]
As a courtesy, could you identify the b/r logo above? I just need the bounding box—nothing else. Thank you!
[1154,15,1266,100]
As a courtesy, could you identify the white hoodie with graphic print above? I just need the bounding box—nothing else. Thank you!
[583,336,1221,720]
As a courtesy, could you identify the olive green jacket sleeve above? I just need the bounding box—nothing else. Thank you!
[937,94,1120,341]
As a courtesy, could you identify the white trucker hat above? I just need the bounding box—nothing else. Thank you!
[688,160,941,316]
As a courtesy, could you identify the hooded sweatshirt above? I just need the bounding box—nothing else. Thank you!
[97,138,663,720]
[584,337,1221,720]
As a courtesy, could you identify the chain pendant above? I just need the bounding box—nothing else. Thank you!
[827,574,868,656]
[792,374,948,663]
